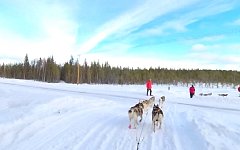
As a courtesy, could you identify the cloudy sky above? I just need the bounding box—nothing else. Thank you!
[0,0,240,70]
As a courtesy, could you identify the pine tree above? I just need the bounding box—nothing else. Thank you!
[23,54,30,79]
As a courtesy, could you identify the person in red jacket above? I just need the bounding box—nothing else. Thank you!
[189,85,195,98]
[146,79,152,96]
[238,86,240,97]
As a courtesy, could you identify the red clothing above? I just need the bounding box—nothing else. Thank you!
[189,86,195,94]
[146,80,152,89]
[238,86,240,92]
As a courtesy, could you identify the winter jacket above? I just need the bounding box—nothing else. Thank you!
[189,86,195,94]
[238,86,240,92]
[146,80,152,89]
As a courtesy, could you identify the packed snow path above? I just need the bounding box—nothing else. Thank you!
[0,79,240,150]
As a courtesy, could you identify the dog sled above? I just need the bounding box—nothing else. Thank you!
[218,94,228,97]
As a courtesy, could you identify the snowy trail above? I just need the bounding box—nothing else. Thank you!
[1,79,240,150]
[0,81,142,101]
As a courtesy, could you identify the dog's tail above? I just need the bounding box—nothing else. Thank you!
[128,109,132,113]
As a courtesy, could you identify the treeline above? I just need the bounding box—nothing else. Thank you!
[0,54,239,86]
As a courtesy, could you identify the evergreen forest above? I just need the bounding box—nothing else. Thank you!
[0,54,239,87]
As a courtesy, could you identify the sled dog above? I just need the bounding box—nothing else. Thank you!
[148,96,155,107]
[141,100,150,111]
[128,103,143,129]
[159,96,165,108]
[152,104,164,132]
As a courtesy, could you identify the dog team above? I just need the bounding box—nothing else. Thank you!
[128,96,165,132]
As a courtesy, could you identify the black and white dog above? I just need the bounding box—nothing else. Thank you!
[152,104,164,132]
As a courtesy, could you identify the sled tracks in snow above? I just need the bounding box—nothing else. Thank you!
[170,101,240,112]
[0,81,141,100]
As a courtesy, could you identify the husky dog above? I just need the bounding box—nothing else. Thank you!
[148,96,155,107]
[159,96,165,108]
[141,100,150,111]
[161,96,165,102]
[152,104,164,132]
[128,103,143,129]
[135,102,144,111]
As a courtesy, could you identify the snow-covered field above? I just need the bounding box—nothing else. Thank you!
[0,78,240,150]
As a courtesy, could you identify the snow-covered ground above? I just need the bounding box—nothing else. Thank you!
[0,78,240,150]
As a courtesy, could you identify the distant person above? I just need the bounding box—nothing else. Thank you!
[189,85,195,98]
[238,86,240,96]
[146,79,152,96]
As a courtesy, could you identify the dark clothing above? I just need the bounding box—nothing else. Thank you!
[190,93,194,98]
[189,86,195,98]
[238,86,240,97]
[147,89,152,96]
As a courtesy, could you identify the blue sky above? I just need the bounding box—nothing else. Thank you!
[0,0,240,70]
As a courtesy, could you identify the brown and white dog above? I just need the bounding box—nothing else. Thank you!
[141,100,150,112]
[141,96,155,111]
[128,103,143,129]
[152,104,164,132]
[128,96,155,129]
[148,96,155,107]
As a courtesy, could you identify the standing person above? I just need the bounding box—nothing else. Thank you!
[189,85,195,98]
[146,79,152,96]
[238,85,240,97]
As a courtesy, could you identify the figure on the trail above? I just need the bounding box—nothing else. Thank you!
[189,85,195,98]
[238,85,240,97]
[146,79,153,96]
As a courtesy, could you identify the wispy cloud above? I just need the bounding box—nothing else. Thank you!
[139,19,195,37]
[233,19,240,26]
[192,44,208,51]
[140,0,237,37]
[183,35,225,44]
[78,0,198,53]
